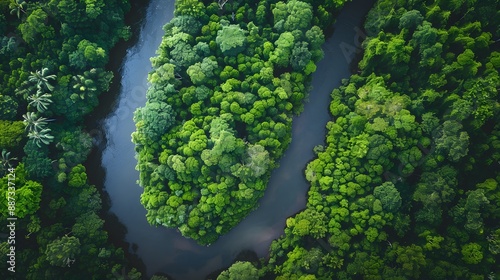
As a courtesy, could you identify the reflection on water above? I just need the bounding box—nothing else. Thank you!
[101,0,374,279]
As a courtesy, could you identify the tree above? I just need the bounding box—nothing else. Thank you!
[69,40,108,70]
[72,74,97,97]
[22,112,52,132]
[217,261,259,280]
[11,180,43,218]
[23,140,53,179]
[463,189,489,233]
[305,26,325,50]
[45,236,81,267]
[72,212,106,244]
[434,120,469,162]
[0,163,42,219]
[28,128,54,147]
[187,57,218,85]
[461,243,483,264]
[270,32,295,67]
[291,42,312,71]
[399,10,424,30]
[287,208,327,238]
[133,101,176,142]
[284,0,313,31]
[84,0,104,19]
[1,150,17,172]
[55,128,92,167]
[26,215,41,238]
[174,0,205,18]
[28,89,53,113]
[28,67,57,92]
[0,95,18,120]
[0,120,25,149]
[19,9,55,43]
[373,182,402,213]
[388,244,426,278]
[68,164,88,188]
[216,25,247,56]
[9,0,26,19]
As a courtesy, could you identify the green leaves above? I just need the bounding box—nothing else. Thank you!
[69,40,108,70]
[133,101,176,142]
[373,182,402,213]
[28,90,53,113]
[399,10,424,30]
[68,164,87,188]
[461,243,483,264]
[28,67,56,92]
[28,128,54,147]
[0,120,25,149]
[45,236,81,267]
[217,261,259,280]
[434,120,469,162]
[0,163,43,219]
[216,24,248,56]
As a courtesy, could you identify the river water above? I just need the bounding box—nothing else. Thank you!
[100,0,374,279]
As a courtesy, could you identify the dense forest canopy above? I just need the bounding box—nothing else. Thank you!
[0,0,148,279]
[132,0,351,245]
[225,0,499,279]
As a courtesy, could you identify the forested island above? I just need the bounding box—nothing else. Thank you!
[1,0,499,279]
[132,0,350,245]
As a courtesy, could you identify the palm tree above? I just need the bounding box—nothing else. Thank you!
[22,112,53,132]
[28,89,53,112]
[72,74,96,99]
[1,150,17,169]
[218,0,229,10]
[29,67,57,92]
[28,128,54,147]
[9,0,26,19]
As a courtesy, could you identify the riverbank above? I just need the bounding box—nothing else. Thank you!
[83,0,152,275]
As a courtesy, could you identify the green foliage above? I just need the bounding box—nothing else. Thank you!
[461,243,483,264]
[434,120,469,162]
[216,25,248,56]
[263,0,500,278]
[69,39,108,70]
[45,236,81,267]
[373,182,402,213]
[68,164,87,188]
[0,120,24,149]
[0,95,18,120]
[133,101,176,142]
[399,10,424,30]
[217,261,259,280]
[0,163,43,218]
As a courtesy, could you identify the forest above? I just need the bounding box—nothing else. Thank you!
[0,0,498,279]
[0,0,149,279]
[220,0,500,278]
[132,0,351,245]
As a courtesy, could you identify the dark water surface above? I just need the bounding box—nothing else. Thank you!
[101,0,374,279]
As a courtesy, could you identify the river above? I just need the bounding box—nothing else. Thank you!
[100,0,374,279]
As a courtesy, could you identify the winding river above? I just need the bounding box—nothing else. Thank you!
[100,0,374,279]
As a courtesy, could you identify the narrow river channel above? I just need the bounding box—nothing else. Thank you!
[100,0,374,279]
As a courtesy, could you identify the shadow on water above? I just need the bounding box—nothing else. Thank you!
[93,0,375,279]
[83,0,151,275]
